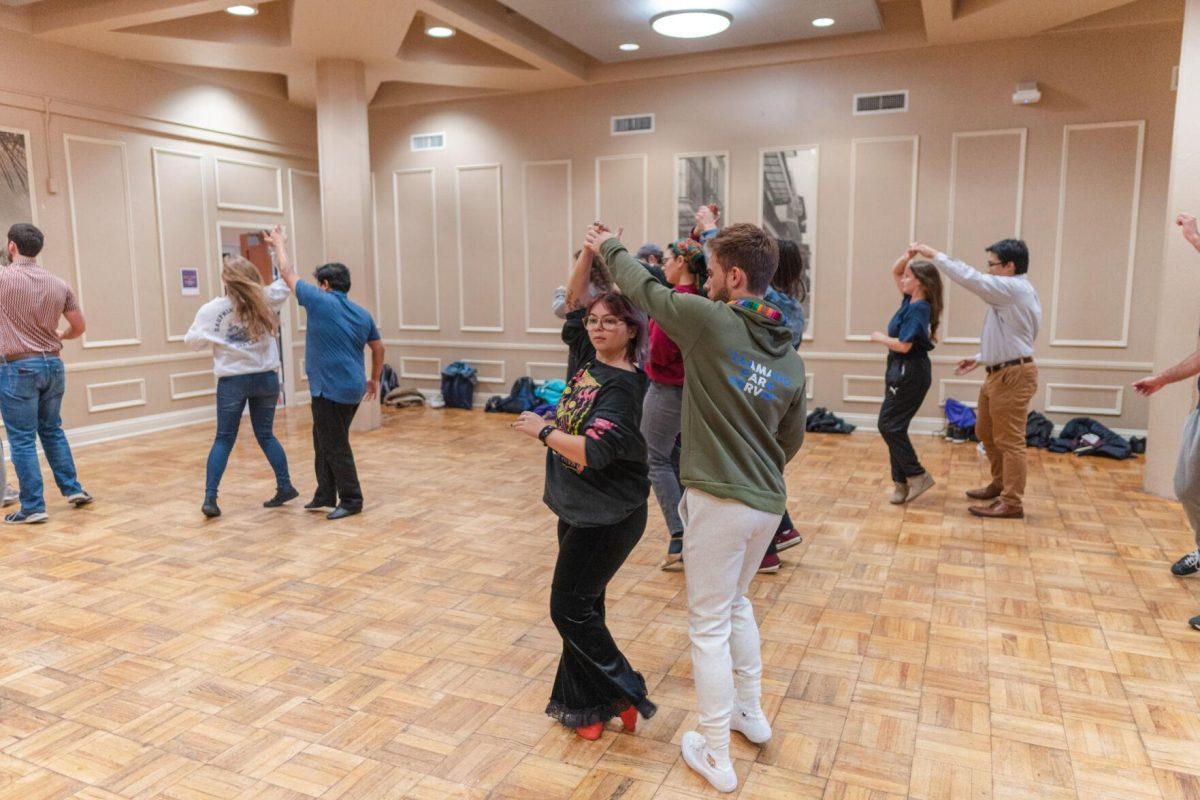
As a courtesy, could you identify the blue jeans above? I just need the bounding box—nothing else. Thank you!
[205,371,292,499]
[0,355,84,514]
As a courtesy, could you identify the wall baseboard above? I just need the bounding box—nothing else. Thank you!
[67,405,217,450]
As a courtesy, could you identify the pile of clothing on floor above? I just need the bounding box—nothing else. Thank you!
[485,377,568,416]
[942,400,1143,459]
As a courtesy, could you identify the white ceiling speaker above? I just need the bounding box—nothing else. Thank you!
[225,5,258,16]
[425,15,455,38]
[1012,81,1041,105]
[650,9,732,39]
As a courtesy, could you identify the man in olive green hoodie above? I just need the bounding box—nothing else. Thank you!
[586,222,806,794]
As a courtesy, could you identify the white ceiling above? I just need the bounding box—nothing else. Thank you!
[502,0,884,62]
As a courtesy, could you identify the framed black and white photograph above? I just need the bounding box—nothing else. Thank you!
[0,127,36,259]
[759,145,818,337]
[673,151,728,240]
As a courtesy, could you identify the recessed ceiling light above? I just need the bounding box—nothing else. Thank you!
[424,14,455,37]
[619,42,640,51]
[225,4,258,16]
[650,9,732,39]
[812,17,835,28]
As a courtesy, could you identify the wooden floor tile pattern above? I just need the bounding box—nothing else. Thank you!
[0,406,1197,798]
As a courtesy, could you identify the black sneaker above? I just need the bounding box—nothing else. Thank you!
[1190,614,1200,632]
[5,510,48,524]
[201,499,221,518]
[264,486,300,508]
[1173,549,1200,576]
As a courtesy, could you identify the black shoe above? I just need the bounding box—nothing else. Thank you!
[1173,549,1200,576]
[1190,614,1200,631]
[201,499,221,518]
[305,499,335,512]
[264,486,300,508]
[326,506,361,520]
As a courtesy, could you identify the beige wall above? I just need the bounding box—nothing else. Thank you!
[0,34,323,439]
[370,20,1181,432]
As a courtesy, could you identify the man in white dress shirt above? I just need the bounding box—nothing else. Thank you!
[909,239,1041,519]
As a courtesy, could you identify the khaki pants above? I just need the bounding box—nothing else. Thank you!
[975,363,1037,506]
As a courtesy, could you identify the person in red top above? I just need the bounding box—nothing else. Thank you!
[643,238,706,570]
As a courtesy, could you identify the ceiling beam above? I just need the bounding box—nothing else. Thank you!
[29,0,232,35]
[919,0,1142,44]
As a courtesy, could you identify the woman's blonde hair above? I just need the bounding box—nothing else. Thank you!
[221,255,277,341]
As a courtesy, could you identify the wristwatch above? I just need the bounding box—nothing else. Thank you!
[538,425,556,445]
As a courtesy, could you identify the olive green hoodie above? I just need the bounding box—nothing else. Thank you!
[600,238,806,514]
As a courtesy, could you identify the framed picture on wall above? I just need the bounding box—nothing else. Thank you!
[674,151,728,240]
[0,127,36,263]
[759,145,818,338]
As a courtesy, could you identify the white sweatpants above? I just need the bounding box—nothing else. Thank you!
[679,487,781,755]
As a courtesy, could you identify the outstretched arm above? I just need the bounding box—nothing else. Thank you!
[263,225,298,292]
[586,224,712,353]
[1179,214,1200,253]
[910,242,1020,306]
[1133,348,1200,396]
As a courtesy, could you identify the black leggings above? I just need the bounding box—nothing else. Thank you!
[547,504,657,727]
[878,355,932,483]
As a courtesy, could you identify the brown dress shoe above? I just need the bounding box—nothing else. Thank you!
[968,500,1024,519]
[965,484,1002,501]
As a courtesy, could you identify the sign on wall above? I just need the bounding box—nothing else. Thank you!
[180,268,200,296]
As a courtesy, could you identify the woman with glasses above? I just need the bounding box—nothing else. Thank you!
[511,228,656,741]
[643,238,705,570]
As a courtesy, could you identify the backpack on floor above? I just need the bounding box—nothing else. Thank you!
[379,363,400,402]
[485,377,539,414]
[440,361,477,410]
[805,407,856,434]
[1025,410,1055,449]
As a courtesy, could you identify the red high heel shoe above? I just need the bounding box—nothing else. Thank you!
[620,707,638,733]
[575,722,603,740]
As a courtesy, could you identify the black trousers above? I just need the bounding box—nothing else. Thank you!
[310,396,362,511]
[547,503,657,728]
[878,355,932,483]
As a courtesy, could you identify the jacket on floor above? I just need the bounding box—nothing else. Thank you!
[600,238,807,516]
[1048,417,1132,460]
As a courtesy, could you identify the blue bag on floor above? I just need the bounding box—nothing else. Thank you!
[944,398,976,429]
[440,361,477,410]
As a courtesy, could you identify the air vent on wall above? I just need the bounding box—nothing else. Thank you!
[853,90,908,116]
[411,132,445,151]
[611,113,655,136]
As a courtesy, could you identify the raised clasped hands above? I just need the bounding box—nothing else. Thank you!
[583,222,621,254]
[907,242,937,260]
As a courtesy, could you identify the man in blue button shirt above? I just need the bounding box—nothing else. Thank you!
[265,226,384,520]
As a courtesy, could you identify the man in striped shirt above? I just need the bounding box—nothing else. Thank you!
[0,223,93,524]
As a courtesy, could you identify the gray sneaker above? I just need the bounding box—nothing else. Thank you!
[905,472,935,503]
[2,485,17,508]
[889,481,908,504]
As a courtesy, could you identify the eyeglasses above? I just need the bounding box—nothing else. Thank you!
[584,315,626,330]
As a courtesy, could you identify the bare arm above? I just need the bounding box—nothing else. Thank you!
[1179,214,1200,253]
[263,225,298,292]
[1133,348,1200,396]
[869,332,913,354]
[564,246,595,313]
[58,309,86,341]
[365,339,384,400]
[890,250,910,294]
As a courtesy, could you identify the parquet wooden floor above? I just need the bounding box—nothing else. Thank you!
[2,406,1199,799]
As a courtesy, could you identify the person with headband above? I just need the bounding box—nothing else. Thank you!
[186,249,297,518]
[645,237,706,570]
[511,228,656,741]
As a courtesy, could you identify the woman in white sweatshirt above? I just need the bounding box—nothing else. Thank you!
[185,253,296,517]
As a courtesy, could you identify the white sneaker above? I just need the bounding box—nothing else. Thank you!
[680,731,737,793]
[730,706,772,744]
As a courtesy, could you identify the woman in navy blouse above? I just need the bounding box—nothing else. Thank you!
[870,250,944,505]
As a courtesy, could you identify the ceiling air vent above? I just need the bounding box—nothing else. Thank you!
[411,132,445,152]
[853,90,909,116]
[611,113,655,136]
